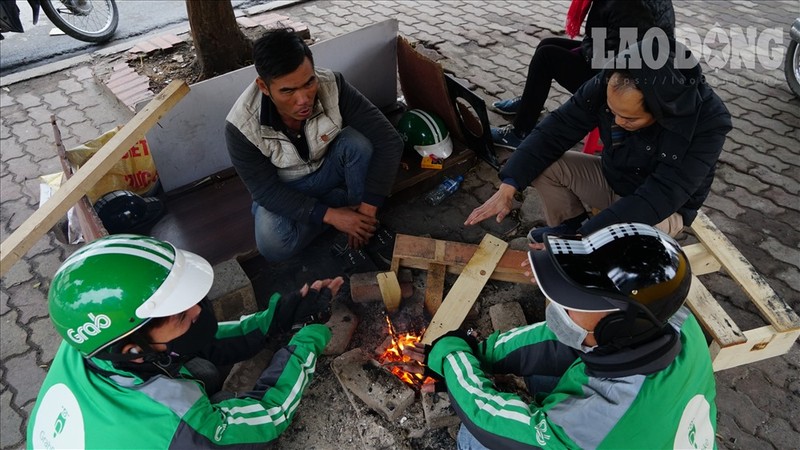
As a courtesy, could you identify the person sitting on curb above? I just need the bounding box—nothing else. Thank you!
[491,0,676,150]
[407,223,717,450]
[225,28,403,268]
[28,234,341,449]
[467,37,732,241]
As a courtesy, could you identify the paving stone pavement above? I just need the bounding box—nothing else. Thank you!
[1,1,798,448]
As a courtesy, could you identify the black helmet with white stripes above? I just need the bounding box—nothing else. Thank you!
[530,223,691,345]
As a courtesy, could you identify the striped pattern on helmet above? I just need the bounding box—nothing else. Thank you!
[408,109,445,143]
[546,223,666,256]
[56,234,176,277]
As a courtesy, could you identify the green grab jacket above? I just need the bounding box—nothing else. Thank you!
[428,307,717,449]
[27,295,330,449]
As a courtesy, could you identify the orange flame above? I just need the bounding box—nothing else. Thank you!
[379,316,433,388]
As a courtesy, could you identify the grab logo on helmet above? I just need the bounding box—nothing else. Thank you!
[66,313,112,344]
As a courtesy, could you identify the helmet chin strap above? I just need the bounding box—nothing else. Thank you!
[93,347,173,365]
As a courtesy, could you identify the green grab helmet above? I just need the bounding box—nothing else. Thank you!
[48,234,214,357]
[397,109,453,159]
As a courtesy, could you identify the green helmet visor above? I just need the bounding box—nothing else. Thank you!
[48,235,214,356]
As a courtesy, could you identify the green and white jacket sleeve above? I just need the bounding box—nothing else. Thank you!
[179,323,330,447]
[427,309,717,450]
[427,322,582,449]
[27,321,330,449]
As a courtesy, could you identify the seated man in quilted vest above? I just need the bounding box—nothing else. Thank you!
[226,27,403,265]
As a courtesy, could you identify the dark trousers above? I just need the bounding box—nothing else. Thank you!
[513,37,597,134]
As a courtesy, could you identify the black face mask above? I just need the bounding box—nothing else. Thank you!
[157,302,218,358]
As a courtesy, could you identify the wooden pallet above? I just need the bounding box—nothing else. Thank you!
[389,211,800,371]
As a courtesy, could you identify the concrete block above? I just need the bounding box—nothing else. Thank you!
[350,269,414,303]
[222,348,273,394]
[332,348,415,422]
[489,301,527,332]
[207,259,257,322]
[422,391,460,429]
[323,301,360,356]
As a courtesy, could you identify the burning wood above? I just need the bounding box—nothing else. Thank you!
[377,315,433,389]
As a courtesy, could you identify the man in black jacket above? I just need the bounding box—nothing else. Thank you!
[226,28,403,262]
[466,38,732,241]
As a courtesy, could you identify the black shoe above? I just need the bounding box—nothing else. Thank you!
[337,246,379,275]
[365,227,396,270]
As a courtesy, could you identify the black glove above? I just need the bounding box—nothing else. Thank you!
[270,288,333,335]
[420,329,480,392]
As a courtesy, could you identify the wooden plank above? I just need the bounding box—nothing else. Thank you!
[392,235,718,284]
[51,116,108,242]
[377,271,402,313]
[0,80,190,276]
[424,241,447,316]
[690,211,800,332]
[685,275,746,348]
[393,234,531,284]
[709,326,800,371]
[682,243,721,276]
[424,264,447,316]
[421,234,508,344]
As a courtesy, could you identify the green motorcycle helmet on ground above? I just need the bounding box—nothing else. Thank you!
[397,109,453,159]
[48,234,214,357]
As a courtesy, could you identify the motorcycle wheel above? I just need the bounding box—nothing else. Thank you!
[785,40,800,98]
[40,0,118,43]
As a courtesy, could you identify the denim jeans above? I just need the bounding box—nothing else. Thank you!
[457,425,490,450]
[455,374,561,450]
[253,127,373,261]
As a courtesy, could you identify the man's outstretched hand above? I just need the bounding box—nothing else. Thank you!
[464,183,516,226]
[271,277,345,335]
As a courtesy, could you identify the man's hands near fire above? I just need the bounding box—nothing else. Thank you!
[401,329,481,393]
[324,204,378,249]
[271,277,344,335]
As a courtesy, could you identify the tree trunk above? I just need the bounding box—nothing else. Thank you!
[185,0,253,80]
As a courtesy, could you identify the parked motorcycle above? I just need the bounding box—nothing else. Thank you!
[786,18,800,98]
[0,0,118,43]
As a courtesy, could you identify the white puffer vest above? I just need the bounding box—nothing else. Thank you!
[226,68,343,181]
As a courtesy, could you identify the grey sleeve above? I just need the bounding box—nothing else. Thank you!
[335,73,403,202]
[225,122,319,223]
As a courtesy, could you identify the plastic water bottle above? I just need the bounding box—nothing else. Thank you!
[424,175,464,206]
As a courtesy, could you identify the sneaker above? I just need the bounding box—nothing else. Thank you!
[527,213,589,243]
[365,227,396,270]
[491,125,526,151]
[491,97,521,115]
[337,246,379,275]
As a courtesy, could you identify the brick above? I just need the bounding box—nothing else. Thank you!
[149,35,175,51]
[222,348,273,393]
[323,300,360,356]
[332,348,415,422]
[207,259,257,321]
[7,281,49,326]
[236,16,259,28]
[489,301,527,332]
[29,316,60,365]
[0,310,28,359]
[422,392,460,429]
[129,41,159,55]
[350,269,414,303]
[4,352,47,407]
[161,33,183,46]
[41,90,71,110]
[0,390,23,449]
